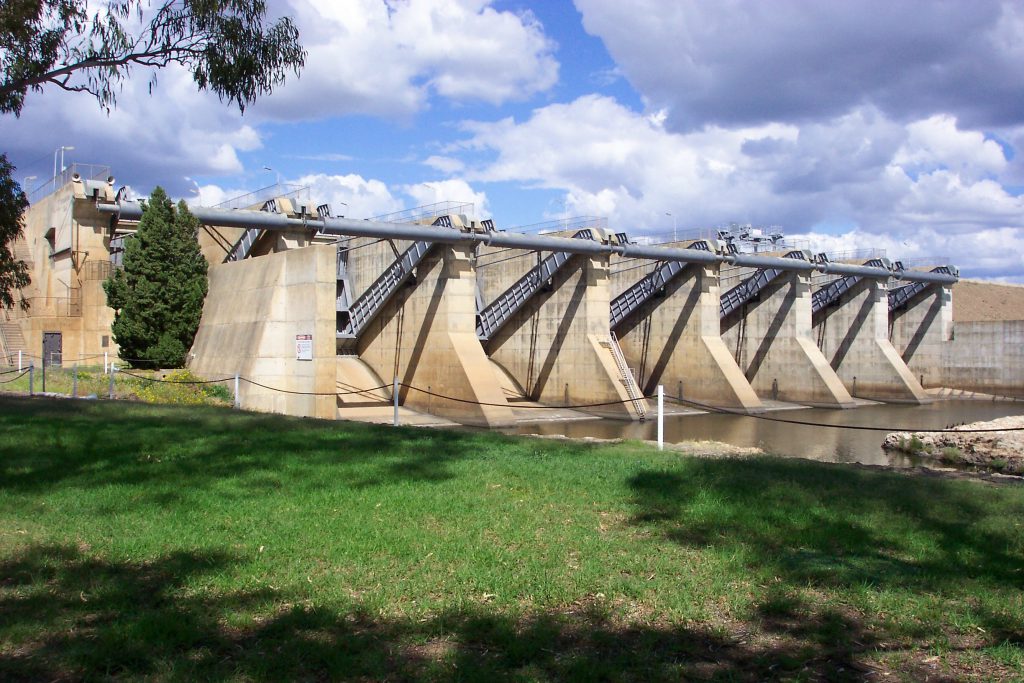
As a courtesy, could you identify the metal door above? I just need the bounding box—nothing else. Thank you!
[42,332,62,367]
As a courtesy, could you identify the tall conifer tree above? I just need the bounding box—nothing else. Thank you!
[104,187,208,368]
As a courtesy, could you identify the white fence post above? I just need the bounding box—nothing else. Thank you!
[657,385,664,451]
[393,377,399,427]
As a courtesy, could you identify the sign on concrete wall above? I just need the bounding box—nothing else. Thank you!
[295,334,313,361]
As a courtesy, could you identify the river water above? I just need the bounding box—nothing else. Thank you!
[511,400,1024,468]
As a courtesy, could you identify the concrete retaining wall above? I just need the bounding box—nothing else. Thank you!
[938,320,1024,397]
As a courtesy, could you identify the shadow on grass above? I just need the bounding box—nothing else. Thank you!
[628,458,1024,640]
[0,396,513,496]
[1,543,891,682]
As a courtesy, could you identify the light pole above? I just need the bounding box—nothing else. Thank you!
[665,211,677,242]
[23,175,36,195]
[53,145,74,190]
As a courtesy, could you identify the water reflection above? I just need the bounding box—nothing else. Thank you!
[512,400,1024,468]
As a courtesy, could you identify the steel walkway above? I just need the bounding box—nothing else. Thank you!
[476,229,595,342]
[337,218,457,345]
[609,240,713,330]
[888,265,956,312]
[720,251,808,319]
[811,258,888,314]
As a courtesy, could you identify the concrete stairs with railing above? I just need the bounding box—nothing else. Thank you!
[0,320,27,365]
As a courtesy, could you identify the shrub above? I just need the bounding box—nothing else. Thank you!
[940,447,963,464]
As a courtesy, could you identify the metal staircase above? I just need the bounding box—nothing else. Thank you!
[811,258,887,314]
[223,199,279,263]
[606,331,647,419]
[224,227,263,263]
[609,240,712,329]
[337,217,458,345]
[476,229,595,342]
[889,266,955,312]
[720,251,807,319]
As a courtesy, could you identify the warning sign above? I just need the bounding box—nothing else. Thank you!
[295,334,313,361]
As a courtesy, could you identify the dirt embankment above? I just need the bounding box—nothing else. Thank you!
[883,415,1024,475]
[953,279,1024,322]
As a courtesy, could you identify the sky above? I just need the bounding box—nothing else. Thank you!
[3,0,1024,280]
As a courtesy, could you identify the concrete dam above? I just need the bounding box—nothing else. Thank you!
[9,174,1012,429]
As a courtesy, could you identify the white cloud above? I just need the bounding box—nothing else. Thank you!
[423,155,466,174]
[574,0,1024,131]
[2,0,558,199]
[401,178,490,218]
[254,0,559,120]
[293,172,403,218]
[456,95,1024,276]
[894,115,1007,180]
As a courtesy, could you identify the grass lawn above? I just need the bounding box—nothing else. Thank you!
[1,395,1022,681]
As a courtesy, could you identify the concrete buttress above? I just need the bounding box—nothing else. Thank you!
[612,261,762,410]
[189,245,337,419]
[356,243,516,427]
[814,277,928,402]
[889,283,953,390]
[484,252,647,420]
[721,270,855,407]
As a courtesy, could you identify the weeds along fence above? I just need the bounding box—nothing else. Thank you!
[2,358,1022,437]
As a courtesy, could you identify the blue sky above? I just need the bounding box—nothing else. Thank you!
[3,0,1024,279]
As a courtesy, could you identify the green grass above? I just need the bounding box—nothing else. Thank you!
[1,396,1022,681]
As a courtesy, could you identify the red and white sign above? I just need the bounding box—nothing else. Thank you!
[295,334,313,361]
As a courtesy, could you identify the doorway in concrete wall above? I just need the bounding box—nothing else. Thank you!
[42,332,62,367]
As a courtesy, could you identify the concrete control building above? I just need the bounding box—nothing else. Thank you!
[3,168,1021,426]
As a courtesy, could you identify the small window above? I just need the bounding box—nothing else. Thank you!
[101,335,109,349]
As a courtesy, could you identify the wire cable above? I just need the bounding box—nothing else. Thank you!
[663,394,1024,434]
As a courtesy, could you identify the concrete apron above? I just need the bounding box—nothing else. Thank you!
[483,253,647,421]
[611,259,763,412]
[722,271,856,408]
[813,277,929,403]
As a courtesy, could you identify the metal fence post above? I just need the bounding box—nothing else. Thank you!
[234,373,240,409]
[104,351,108,375]
[108,364,116,399]
[18,350,22,371]
[41,360,46,393]
[72,364,78,398]
[28,364,33,396]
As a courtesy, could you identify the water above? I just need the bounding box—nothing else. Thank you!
[512,400,1024,468]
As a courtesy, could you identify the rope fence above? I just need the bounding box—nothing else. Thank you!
[2,364,1022,435]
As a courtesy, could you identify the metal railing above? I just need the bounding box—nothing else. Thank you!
[509,216,608,235]
[370,201,475,224]
[212,183,310,210]
[27,163,112,204]
[21,295,82,318]
[82,260,115,281]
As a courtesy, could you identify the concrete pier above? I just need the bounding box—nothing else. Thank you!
[480,244,647,420]
[813,274,928,402]
[610,253,762,410]
[889,280,954,390]
[721,265,855,407]
[352,240,516,427]
[189,244,337,419]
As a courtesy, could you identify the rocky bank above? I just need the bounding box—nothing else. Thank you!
[883,415,1024,475]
